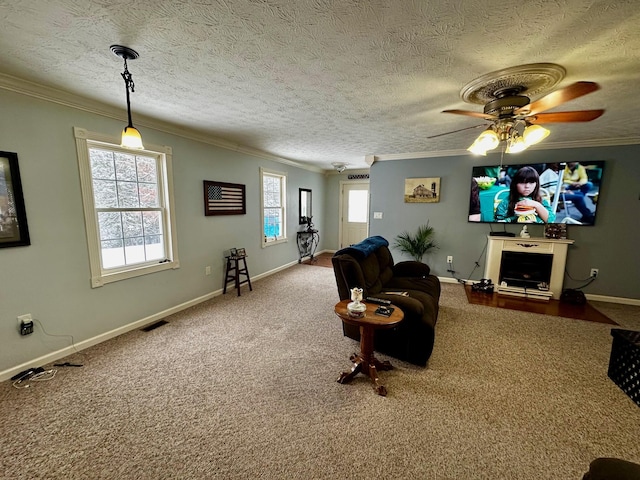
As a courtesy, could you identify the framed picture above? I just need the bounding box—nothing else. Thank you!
[236,248,246,257]
[204,180,246,216]
[404,177,440,203]
[0,152,30,248]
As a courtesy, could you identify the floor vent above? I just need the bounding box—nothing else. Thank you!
[141,320,168,332]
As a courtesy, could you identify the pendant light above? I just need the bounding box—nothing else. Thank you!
[110,45,144,150]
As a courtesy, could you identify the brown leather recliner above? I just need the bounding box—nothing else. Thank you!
[332,236,441,366]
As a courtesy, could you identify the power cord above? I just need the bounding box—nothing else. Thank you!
[34,318,83,360]
[12,368,57,389]
[446,259,465,284]
[464,238,489,284]
[564,268,597,289]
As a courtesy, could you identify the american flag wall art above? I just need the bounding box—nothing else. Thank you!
[203,180,246,216]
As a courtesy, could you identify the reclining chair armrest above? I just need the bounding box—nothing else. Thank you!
[392,261,431,278]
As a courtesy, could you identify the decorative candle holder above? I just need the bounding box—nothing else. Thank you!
[347,287,366,318]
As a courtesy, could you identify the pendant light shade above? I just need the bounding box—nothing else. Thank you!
[121,126,144,149]
[111,45,144,150]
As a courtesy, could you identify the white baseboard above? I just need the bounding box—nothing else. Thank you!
[0,260,299,383]
[584,294,640,306]
[439,276,640,306]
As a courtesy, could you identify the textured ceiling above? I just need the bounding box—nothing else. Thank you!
[1,0,639,170]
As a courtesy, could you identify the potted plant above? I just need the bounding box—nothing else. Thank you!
[393,222,437,262]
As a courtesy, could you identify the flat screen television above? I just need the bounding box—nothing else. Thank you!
[468,160,604,225]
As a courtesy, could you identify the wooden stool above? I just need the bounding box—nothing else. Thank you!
[223,255,252,296]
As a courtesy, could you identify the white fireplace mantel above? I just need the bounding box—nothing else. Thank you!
[484,236,574,300]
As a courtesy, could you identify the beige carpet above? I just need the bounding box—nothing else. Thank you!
[1,265,639,479]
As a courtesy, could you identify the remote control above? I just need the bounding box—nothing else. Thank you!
[365,296,391,305]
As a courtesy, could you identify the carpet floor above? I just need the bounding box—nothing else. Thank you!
[1,265,639,479]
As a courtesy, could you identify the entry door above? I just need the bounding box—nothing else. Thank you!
[340,182,370,248]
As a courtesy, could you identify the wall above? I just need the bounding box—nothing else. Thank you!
[0,89,325,378]
[368,146,640,301]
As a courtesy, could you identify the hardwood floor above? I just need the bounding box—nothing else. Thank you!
[301,252,333,268]
[464,284,617,325]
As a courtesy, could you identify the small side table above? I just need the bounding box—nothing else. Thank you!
[223,255,252,296]
[297,229,319,263]
[334,299,404,396]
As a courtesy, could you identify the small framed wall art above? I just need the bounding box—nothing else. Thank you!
[0,151,30,248]
[404,177,440,203]
[204,180,246,216]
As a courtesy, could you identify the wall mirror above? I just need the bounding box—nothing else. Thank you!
[299,188,312,224]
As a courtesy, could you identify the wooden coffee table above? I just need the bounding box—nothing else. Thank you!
[334,299,404,396]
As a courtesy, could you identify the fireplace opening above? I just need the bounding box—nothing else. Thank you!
[499,251,553,289]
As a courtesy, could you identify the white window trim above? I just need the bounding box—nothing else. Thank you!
[74,127,180,287]
[260,167,287,248]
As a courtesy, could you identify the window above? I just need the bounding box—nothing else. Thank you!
[260,167,287,247]
[74,127,179,287]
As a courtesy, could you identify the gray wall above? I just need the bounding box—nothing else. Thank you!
[368,147,640,300]
[0,89,325,376]
[2,85,638,377]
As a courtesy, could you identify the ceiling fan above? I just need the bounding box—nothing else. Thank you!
[431,63,605,154]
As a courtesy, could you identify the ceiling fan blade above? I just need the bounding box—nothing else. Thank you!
[426,123,488,139]
[528,110,605,123]
[442,109,497,120]
[515,81,600,116]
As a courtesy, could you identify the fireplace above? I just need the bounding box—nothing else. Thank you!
[500,251,553,289]
[484,236,574,300]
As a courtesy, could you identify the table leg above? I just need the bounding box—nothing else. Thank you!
[366,362,387,396]
[337,325,393,395]
[337,355,363,384]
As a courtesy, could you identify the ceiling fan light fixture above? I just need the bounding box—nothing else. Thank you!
[523,124,550,146]
[469,128,499,154]
[467,140,488,156]
[505,135,527,154]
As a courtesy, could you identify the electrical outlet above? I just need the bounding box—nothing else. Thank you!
[205,266,211,275]
[447,256,453,264]
[590,268,599,278]
[18,314,34,336]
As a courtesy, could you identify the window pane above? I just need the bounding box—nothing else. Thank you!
[117,181,139,207]
[122,211,143,238]
[98,212,123,241]
[93,179,118,208]
[90,149,116,180]
[114,152,137,181]
[136,156,157,183]
[264,208,282,238]
[101,238,125,269]
[138,182,158,207]
[348,190,368,223]
[142,211,162,236]
[124,237,145,265]
[145,235,164,261]
[263,176,281,207]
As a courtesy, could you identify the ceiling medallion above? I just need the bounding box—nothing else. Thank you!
[460,63,567,105]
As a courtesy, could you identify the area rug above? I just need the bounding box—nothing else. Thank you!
[464,285,617,325]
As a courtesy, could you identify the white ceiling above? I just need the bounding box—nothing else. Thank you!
[1,0,639,171]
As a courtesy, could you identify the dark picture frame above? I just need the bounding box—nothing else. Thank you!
[299,188,312,224]
[203,180,246,216]
[0,151,30,248]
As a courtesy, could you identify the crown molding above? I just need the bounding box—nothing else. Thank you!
[0,72,323,174]
[373,137,640,162]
